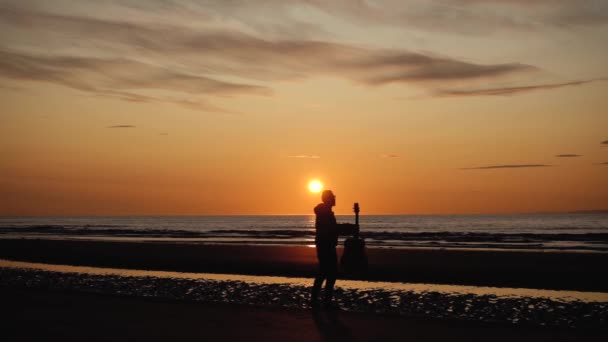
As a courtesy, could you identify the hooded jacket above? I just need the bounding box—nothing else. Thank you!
[314,203,338,246]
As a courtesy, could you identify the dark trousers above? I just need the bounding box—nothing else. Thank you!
[311,243,337,303]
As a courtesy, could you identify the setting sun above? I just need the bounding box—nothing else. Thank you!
[308,180,323,193]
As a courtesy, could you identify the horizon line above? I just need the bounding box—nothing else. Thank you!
[2,209,607,218]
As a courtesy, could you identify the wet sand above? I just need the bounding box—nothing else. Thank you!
[2,287,605,342]
[1,238,607,291]
[2,261,606,328]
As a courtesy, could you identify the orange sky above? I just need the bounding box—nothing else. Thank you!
[1,1,607,215]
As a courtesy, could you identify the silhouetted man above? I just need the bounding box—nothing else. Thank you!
[311,190,357,309]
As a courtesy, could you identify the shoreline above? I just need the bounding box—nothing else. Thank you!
[3,235,608,253]
[1,238,607,291]
[2,229,606,252]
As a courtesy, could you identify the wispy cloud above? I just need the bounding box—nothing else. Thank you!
[0,4,552,108]
[0,48,268,112]
[205,0,608,35]
[431,1,608,29]
[436,79,606,97]
[602,140,608,145]
[556,154,581,158]
[0,1,603,111]
[462,164,551,170]
[107,125,135,128]
[16,1,604,36]
[600,162,608,165]
[287,155,320,159]
[382,154,400,158]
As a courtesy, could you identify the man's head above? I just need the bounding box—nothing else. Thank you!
[322,190,336,206]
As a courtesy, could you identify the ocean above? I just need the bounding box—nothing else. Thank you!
[1,214,607,251]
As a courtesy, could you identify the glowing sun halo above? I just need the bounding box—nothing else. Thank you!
[308,180,323,193]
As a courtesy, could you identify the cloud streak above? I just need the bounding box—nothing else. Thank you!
[287,155,321,159]
[107,125,135,128]
[0,47,269,111]
[556,154,581,158]
[436,79,606,97]
[462,164,551,170]
[382,154,400,158]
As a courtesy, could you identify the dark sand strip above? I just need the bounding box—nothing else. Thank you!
[2,265,605,328]
[1,288,605,342]
[1,238,607,291]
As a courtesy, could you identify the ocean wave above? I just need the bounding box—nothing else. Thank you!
[1,226,607,247]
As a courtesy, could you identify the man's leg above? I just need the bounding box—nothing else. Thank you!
[311,245,327,306]
[311,276,324,305]
[323,247,338,306]
[323,277,336,304]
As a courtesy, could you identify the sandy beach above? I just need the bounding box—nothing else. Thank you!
[1,238,607,291]
[2,287,605,342]
[1,238,607,340]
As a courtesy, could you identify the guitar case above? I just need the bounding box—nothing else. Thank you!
[341,234,368,276]
[340,202,368,277]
